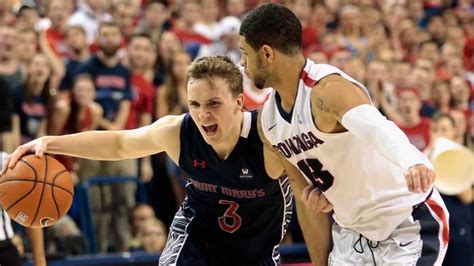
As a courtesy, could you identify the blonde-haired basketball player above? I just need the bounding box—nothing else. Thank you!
[239,4,449,265]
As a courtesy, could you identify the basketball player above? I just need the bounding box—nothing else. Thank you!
[2,56,331,265]
[239,4,449,265]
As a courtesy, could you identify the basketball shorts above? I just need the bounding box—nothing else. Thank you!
[159,207,280,266]
[329,189,449,265]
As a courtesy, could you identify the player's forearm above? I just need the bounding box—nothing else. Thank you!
[341,104,431,170]
[285,164,331,265]
[43,131,124,160]
[296,201,331,266]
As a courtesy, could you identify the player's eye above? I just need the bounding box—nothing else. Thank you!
[209,101,221,107]
[189,102,199,108]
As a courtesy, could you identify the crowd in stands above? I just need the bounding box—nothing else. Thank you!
[0,0,471,264]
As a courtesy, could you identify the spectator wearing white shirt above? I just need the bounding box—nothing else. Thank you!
[68,0,113,44]
[197,16,242,65]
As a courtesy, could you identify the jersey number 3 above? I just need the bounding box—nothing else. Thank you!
[297,158,334,191]
[218,200,242,233]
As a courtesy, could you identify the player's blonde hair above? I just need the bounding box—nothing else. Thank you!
[187,56,243,98]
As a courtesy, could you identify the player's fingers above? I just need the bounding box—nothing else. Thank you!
[321,201,333,213]
[427,170,436,187]
[306,188,319,210]
[404,170,414,192]
[302,185,314,205]
[35,147,45,157]
[418,168,428,192]
[0,155,10,176]
[315,194,332,213]
[308,188,323,211]
[411,169,422,193]
[7,152,22,170]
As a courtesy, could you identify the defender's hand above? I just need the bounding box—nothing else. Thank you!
[302,184,333,213]
[405,164,435,193]
[1,138,48,176]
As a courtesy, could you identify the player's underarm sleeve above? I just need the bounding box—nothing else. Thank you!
[341,104,431,170]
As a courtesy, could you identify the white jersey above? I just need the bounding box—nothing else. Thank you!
[261,60,431,241]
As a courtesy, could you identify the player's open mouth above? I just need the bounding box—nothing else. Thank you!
[202,124,218,134]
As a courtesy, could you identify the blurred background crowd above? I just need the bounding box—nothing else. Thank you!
[0,0,472,264]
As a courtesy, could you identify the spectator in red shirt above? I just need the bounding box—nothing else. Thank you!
[171,0,211,47]
[43,0,71,59]
[288,0,317,51]
[396,89,432,151]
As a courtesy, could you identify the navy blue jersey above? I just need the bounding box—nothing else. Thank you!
[74,55,132,122]
[59,58,86,91]
[176,111,292,261]
[13,85,47,141]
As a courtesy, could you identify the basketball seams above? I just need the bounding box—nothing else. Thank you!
[0,155,74,228]
[0,178,73,196]
[4,159,39,212]
[50,169,71,218]
[30,156,49,227]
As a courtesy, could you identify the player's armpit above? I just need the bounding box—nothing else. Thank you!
[257,111,285,179]
[262,144,285,179]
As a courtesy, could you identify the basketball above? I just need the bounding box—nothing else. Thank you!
[0,154,74,228]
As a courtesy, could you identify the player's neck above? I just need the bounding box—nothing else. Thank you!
[272,55,306,113]
[212,111,243,160]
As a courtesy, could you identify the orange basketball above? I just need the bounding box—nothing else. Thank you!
[0,154,74,228]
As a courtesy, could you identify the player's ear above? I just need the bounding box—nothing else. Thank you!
[260,45,274,63]
[236,93,244,110]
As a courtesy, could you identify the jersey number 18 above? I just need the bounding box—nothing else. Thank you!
[297,158,334,191]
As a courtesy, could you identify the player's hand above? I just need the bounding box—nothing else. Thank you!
[1,138,48,176]
[405,164,435,193]
[302,184,333,212]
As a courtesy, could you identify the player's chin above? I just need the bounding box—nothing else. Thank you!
[200,128,221,145]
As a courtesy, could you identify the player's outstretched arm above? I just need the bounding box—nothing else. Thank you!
[312,75,435,193]
[1,115,184,175]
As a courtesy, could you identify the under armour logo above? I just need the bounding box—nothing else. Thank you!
[193,160,206,168]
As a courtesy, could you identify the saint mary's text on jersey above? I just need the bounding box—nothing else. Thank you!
[190,178,266,199]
